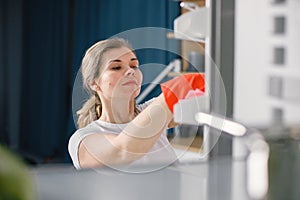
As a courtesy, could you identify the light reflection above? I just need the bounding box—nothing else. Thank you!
[195,112,247,136]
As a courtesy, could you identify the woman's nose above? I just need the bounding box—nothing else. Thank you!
[125,67,135,76]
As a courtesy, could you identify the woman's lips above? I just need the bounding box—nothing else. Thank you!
[122,80,137,86]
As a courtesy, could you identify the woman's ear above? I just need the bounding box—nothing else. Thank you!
[89,81,100,92]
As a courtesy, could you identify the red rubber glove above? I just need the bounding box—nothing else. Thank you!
[160,73,205,113]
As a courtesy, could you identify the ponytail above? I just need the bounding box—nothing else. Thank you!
[77,94,102,129]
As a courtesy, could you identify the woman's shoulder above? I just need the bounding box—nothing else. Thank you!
[69,122,100,144]
[70,120,124,141]
[68,123,101,169]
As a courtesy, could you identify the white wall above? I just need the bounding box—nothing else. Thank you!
[234,0,300,127]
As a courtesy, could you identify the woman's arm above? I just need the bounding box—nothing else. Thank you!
[78,94,172,168]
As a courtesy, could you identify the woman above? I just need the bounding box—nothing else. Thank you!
[68,38,205,169]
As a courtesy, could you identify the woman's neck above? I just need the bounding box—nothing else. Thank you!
[99,97,135,124]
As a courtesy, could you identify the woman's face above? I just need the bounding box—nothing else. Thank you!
[96,47,143,100]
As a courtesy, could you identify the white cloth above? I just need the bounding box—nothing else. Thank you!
[68,98,177,169]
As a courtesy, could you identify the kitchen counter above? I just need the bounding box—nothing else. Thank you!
[31,156,253,200]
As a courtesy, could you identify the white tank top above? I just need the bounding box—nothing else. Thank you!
[68,98,177,170]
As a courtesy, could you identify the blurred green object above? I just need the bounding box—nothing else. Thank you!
[0,144,35,200]
[266,126,300,200]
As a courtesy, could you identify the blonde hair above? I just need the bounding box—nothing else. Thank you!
[77,38,140,128]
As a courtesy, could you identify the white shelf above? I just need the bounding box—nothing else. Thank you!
[167,32,206,43]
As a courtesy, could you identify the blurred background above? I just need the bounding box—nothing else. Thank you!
[1,0,300,199]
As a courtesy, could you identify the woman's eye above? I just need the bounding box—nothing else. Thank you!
[131,65,139,69]
[111,66,121,70]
